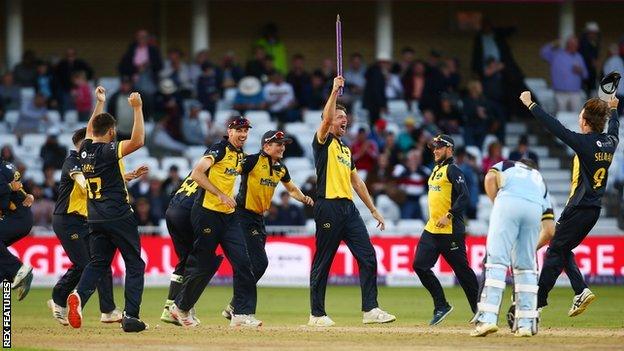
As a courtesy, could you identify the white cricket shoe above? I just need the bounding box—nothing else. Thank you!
[221,304,233,320]
[515,327,533,337]
[101,309,123,323]
[190,307,201,324]
[308,315,335,327]
[568,288,596,317]
[230,314,262,328]
[47,299,68,326]
[470,322,499,337]
[12,264,33,301]
[363,308,396,324]
[169,304,199,327]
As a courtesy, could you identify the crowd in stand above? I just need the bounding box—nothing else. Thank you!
[1,20,623,233]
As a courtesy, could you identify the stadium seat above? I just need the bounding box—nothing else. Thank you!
[284,122,309,136]
[161,156,190,174]
[303,110,323,126]
[223,88,238,103]
[214,110,237,128]
[21,134,47,153]
[396,219,425,235]
[64,110,79,127]
[185,146,207,162]
[387,100,409,121]
[245,110,271,125]
[4,110,19,130]
[20,88,35,108]
[0,134,18,147]
[58,133,74,150]
[284,157,313,170]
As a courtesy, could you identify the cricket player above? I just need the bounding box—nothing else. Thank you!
[521,85,619,317]
[221,130,314,319]
[413,134,479,326]
[0,160,34,300]
[471,159,551,337]
[67,87,148,332]
[49,127,147,326]
[308,76,395,327]
[160,173,224,325]
[170,117,261,328]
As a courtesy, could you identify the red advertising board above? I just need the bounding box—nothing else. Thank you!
[9,236,624,286]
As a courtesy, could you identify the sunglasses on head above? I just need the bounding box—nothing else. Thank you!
[264,131,286,143]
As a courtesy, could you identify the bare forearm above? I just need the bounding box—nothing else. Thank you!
[354,178,376,212]
[87,100,105,138]
[191,169,224,198]
[129,107,145,147]
[288,186,306,203]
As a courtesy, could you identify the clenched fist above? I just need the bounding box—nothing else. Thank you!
[95,86,106,103]
[128,92,142,108]
[519,91,533,108]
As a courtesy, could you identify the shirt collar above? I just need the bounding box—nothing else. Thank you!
[436,156,454,167]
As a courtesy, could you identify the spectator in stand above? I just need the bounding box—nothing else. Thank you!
[189,49,210,86]
[437,93,462,135]
[12,50,37,87]
[107,76,135,140]
[482,57,507,143]
[282,133,305,158]
[245,46,268,79]
[383,131,401,167]
[481,141,505,174]
[149,178,166,220]
[540,36,588,112]
[264,70,297,124]
[579,22,601,96]
[344,53,366,97]
[402,60,427,110]
[397,117,417,152]
[300,176,317,219]
[150,80,186,156]
[368,118,387,151]
[40,133,67,170]
[287,54,312,113]
[366,153,403,203]
[393,148,430,220]
[182,100,208,145]
[455,147,479,219]
[14,93,48,135]
[255,23,288,74]
[351,127,379,173]
[1,145,17,163]
[463,80,490,149]
[420,50,447,112]
[41,166,59,201]
[160,48,193,97]
[134,197,159,227]
[54,48,93,113]
[233,76,266,114]
[420,109,441,140]
[396,47,416,77]
[308,70,328,109]
[319,58,336,84]
[385,64,404,101]
[161,165,183,204]
[221,51,244,89]
[71,71,93,122]
[603,43,624,114]
[118,29,163,87]
[0,73,21,113]
[35,61,54,105]
[196,61,222,118]
[363,53,390,127]
[508,134,539,166]
[272,191,306,226]
[30,185,54,228]
[443,58,461,92]
[471,18,529,118]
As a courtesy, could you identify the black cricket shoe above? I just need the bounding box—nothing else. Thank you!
[122,312,148,332]
[429,305,453,326]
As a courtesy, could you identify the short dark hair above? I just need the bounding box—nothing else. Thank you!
[336,103,347,113]
[582,98,609,133]
[72,127,87,146]
[519,134,529,146]
[91,113,117,137]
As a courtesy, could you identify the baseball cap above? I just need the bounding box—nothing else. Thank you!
[227,116,252,130]
[430,134,455,149]
[598,71,621,102]
[261,130,292,145]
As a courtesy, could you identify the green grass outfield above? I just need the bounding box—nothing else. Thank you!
[10,286,624,351]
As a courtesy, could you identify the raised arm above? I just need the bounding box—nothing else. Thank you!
[317,76,344,144]
[540,42,556,63]
[520,91,582,151]
[190,156,236,209]
[607,96,620,143]
[120,92,145,157]
[351,170,385,230]
[86,86,106,140]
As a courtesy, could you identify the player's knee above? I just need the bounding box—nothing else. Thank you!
[412,259,429,275]
[125,257,146,273]
[486,253,510,267]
